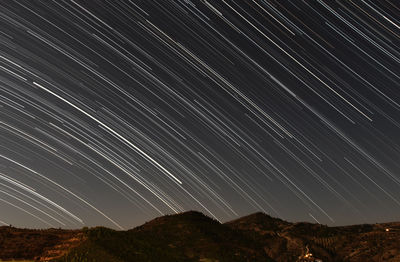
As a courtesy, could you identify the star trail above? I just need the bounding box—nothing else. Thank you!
[0,0,400,229]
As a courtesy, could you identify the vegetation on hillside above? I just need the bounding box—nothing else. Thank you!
[1,211,400,262]
[57,211,272,262]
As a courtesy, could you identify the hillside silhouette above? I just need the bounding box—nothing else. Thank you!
[1,211,400,261]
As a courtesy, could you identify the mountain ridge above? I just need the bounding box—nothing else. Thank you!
[1,211,399,261]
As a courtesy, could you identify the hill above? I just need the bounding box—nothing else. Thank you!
[0,211,399,261]
[226,213,400,262]
[58,211,272,262]
[0,227,84,261]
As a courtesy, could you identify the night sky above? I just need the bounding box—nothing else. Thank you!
[0,0,400,229]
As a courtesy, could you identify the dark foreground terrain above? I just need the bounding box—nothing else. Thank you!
[1,211,399,262]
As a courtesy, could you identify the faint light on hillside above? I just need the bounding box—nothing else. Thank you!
[385,228,390,232]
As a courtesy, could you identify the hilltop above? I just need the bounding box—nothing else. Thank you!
[0,211,400,261]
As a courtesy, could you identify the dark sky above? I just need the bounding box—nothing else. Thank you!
[0,0,400,229]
